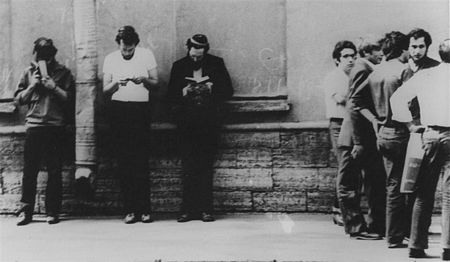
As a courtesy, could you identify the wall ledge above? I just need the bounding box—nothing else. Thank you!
[0,121,329,135]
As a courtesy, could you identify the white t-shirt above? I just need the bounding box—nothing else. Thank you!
[103,47,157,102]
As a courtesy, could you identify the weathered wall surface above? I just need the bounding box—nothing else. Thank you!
[0,125,340,214]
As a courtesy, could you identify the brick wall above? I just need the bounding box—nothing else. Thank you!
[0,123,442,215]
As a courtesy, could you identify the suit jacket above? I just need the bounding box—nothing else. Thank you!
[338,58,375,147]
[167,54,233,126]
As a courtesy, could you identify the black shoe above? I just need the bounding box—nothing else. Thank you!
[141,214,152,223]
[177,213,192,223]
[442,249,450,261]
[124,213,137,224]
[409,248,427,258]
[16,211,32,226]
[350,232,382,240]
[46,215,60,225]
[201,212,215,222]
[388,242,407,248]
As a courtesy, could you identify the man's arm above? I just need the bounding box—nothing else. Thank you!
[15,69,39,105]
[131,67,159,91]
[212,58,233,101]
[103,72,120,96]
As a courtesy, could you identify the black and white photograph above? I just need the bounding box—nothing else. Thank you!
[0,0,449,261]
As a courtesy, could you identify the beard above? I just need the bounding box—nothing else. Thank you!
[187,56,205,70]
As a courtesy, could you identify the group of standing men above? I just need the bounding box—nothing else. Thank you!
[325,28,450,259]
[14,26,232,226]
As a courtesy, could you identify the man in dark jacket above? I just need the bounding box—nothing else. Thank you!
[167,34,233,222]
[337,35,386,240]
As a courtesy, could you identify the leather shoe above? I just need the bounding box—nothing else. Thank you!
[409,248,427,258]
[141,214,152,223]
[124,213,137,224]
[442,249,450,261]
[388,242,407,248]
[201,212,215,222]
[177,213,192,223]
[16,211,32,226]
[350,232,382,240]
[46,215,60,225]
[332,213,344,226]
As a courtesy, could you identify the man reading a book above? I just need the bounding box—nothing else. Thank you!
[167,34,233,222]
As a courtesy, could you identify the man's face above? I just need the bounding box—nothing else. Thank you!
[35,47,55,63]
[409,37,427,62]
[119,40,136,60]
[189,47,205,62]
[337,48,356,74]
[366,49,383,65]
[188,47,205,69]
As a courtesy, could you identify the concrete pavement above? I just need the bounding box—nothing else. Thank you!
[0,213,444,262]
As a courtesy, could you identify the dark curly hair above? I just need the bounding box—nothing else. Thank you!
[115,25,140,45]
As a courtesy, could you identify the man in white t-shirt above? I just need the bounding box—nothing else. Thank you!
[323,40,356,227]
[103,25,158,224]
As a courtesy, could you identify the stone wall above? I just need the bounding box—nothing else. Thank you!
[0,123,443,215]
[0,123,342,215]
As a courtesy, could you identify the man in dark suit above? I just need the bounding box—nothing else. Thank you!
[167,34,233,222]
[337,36,386,240]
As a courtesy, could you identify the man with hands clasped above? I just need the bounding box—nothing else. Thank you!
[103,25,159,224]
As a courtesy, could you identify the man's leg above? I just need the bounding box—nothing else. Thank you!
[362,145,387,236]
[20,128,44,215]
[337,146,366,235]
[377,126,409,245]
[45,127,64,217]
[329,120,344,225]
[409,129,443,250]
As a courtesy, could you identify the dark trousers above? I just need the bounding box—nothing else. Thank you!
[20,126,64,215]
[329,118,343,211]
[377,126,414,244]
[337,144,386,235]
[409,128,450,250]
[179,123,218,214]
[111,101,151,215]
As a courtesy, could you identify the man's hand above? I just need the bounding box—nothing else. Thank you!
[41,76,56,91]
[409,125,426,133]
[130,76,146,85]
[29,70,41,89]
[371,118,382,135]
[351,145,364,159]
[406,122,425,133]
[118,78,129,86]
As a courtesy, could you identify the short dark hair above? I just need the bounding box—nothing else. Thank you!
[33,37,57,57]
[332,40,356,61]
[439,39,450,63]
[115,25,140,45]
[186,34,210,53]
[381,31,408,61]
[407,28,432,47]
[357,36,382,57]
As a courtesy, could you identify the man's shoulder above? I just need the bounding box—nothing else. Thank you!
[205,54,224,63]
[423,56,440,69]
[54,62,72,74]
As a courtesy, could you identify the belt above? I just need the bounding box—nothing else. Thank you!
[330,118,343,123]
[428,125,450,131]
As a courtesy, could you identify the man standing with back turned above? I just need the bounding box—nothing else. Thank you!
[391,39,450,260]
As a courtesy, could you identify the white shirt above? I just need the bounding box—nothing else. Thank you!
[391,63,450,127]
[323,68,350,119]
[103,47,157,102]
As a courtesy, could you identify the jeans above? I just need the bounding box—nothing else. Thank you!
[377,125,414,244]
[111,101,151,215]
[337,143,386,235]
[20,126,64,215]
[409,128,450,249]
[329,118,343,210]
